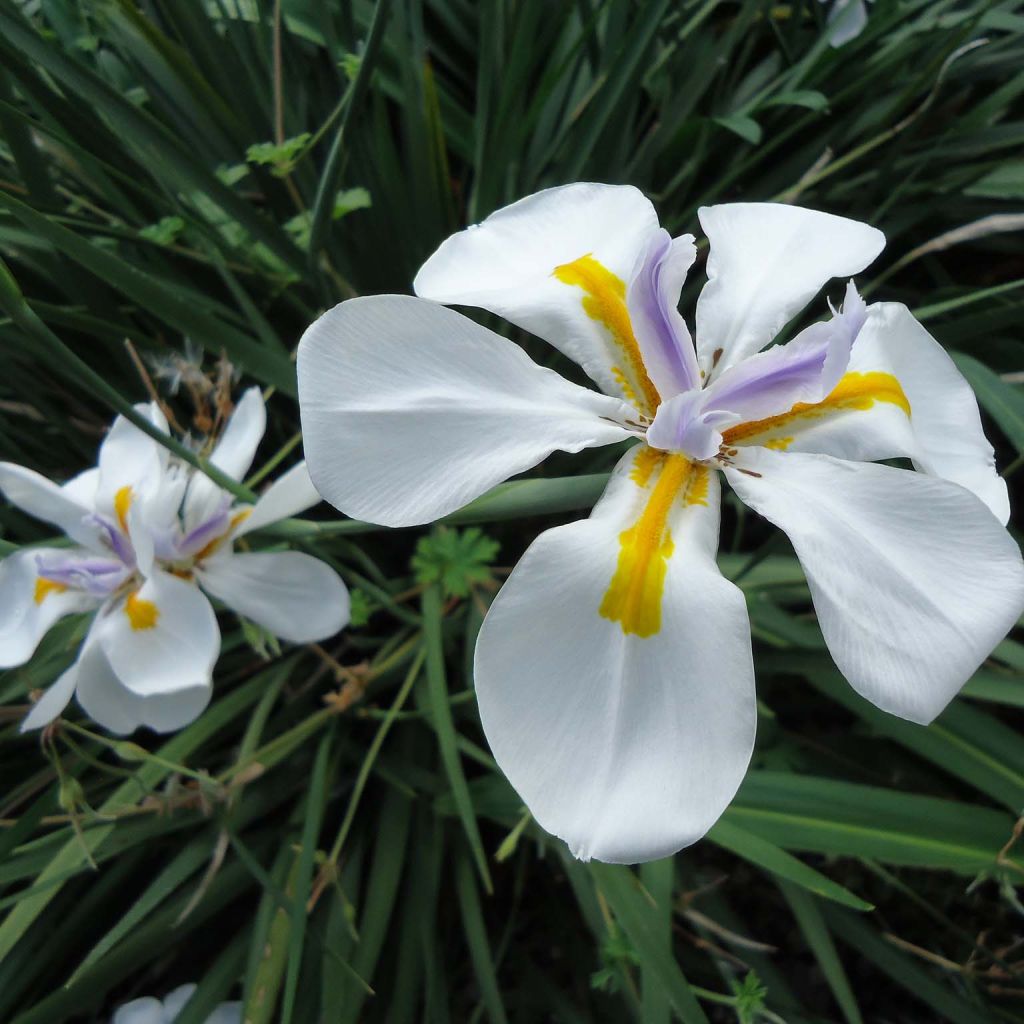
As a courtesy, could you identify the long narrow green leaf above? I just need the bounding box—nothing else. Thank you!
[589,863,710,1024]
[422,583,492,893]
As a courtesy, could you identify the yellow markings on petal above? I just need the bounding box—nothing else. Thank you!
[34,578,68,604]
[124,591,159,631]
[114,485,134,533]
[600,449,706,639]
[553,254,660,415]
[629,445,664,487]
[722,371,911,450]
[193,508,251,563]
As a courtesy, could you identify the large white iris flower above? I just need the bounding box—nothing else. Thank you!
[297,184,1024,864]
[1,388,349,735]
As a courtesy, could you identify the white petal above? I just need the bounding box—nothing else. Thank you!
[0,463,103,549]
[197,550,349,643]
[827,0,869,46]
[297,294,635,528]
[233,461,321,537]
[726,449,1024,724]
[162,984,198,1019]
[75,638,212,735]
[847,303,1008,522]
[732,303,1010,524]
[95,570,219,697]
[414,183,663,409]
[20,660,79,731]
[183,387,266,532]
[475,446,755,863]
[96,402,170,515]
[210,387,266,480]
[204,1005,243,1024]
[0,548,97,669]
[695,203,884,377]
[111,998,165,1024]
[61,467,99,506]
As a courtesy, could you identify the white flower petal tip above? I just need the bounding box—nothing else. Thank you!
[413,183,670,406]
[198,551,349,644]
[848,303,1010,524]
[726,449,1024,725]
[234,461,322,537]
[695,203,885,376]
[297,294,635,528]
[111,983,242,1024]
[474,448,756,864]
[19,662,79,732]
[413,182,657,305]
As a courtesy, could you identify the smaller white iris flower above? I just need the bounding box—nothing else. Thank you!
[1,387,349,735]
[111,983,240,1024]
[297,184,1024,864]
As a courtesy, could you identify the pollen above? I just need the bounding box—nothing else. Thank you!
[114,485,134,533]
[553,254,661,415]
[34,577,68,604]
[600,450,703,638]
[125,591,160,631]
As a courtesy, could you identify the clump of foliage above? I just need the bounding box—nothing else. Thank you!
[1,1,1024,1022]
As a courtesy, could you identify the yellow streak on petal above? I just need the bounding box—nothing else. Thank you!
[193,508,251,563]
[721,371,910,449]
[125,591,159,631]
[600,450,703,638]
[34,578,68,604]
[114,485,134,533]
[553,254,660,415]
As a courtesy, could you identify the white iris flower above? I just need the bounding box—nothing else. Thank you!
[1,387,349,735]
[297,184,1024,864]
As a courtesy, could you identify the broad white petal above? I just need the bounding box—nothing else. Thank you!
[695,203,884,377]
[197,550,349,643]
[75,638,212,735]
[20,660,79,731]
[0,548,97,668]
[414,183,663,410]
[233,461,321,537]
[0,463,103,549]
[95,570,219,697]
[111,998,165,1024]
[726,449,1024,724]
[297,295,635,528]
[475,446,755,863]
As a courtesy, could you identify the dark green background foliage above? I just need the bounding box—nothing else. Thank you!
[1,0,1024,1020]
